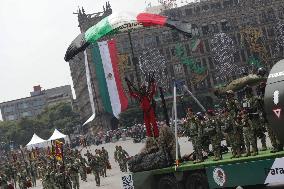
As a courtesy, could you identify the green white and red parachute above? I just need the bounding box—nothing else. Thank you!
[64,12,192,61]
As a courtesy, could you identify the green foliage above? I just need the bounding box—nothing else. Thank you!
[0,103,81,147]
[118,106,143,128]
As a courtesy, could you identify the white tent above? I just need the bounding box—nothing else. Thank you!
[26,133,48,149]
[48,129,69,142]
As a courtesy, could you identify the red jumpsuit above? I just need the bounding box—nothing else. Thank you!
[128,82,159,138]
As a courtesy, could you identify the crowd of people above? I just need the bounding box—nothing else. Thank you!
[0,143,131,189]
[70,125,146,148]
[182,83,283,163]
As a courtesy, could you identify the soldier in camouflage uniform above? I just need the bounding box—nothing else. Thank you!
[30,160,37,187]
[205,110,222,161]
[69,160,80,189]
[78,156,87,181]
[184,108,203,163]
[100,148,108,177]
[101,147,109,177]
[89,151,101,186]
[242,85,267,151]
[55,166,72,189]
[0,173,8,189]
[17,168,28,189]
[241,110,258,156]
[116,146,129,172]
[222,109,242,158]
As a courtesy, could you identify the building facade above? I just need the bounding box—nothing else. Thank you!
[0,85,73,121]
[115,0,284,97]
[69,0,284,128]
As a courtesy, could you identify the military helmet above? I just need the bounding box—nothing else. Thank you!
[257,67,267,77]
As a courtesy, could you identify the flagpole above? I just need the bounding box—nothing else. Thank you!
[173,81,179,169]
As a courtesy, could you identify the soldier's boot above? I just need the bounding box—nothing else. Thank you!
[244,145,251,157]
[251,146,258,156]
[261,136,267,151]
[230,150,236,159]
[235,148,241,158]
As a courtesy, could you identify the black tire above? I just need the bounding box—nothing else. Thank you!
[158,175,183,189]
[185,172,209,189]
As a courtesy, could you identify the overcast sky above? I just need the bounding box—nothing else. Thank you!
[0,0,192,106]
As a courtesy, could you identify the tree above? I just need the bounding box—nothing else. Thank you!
[0,102,81,147]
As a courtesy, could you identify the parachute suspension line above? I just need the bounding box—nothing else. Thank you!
[183,85,206,112]
[84,51,96,117]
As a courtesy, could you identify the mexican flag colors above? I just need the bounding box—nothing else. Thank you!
[92,39,128,118]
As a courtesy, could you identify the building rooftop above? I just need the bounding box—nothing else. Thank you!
[0,85,72,106]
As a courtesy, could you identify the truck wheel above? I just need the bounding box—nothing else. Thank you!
[158,175,183,189]
[185,172,209,189]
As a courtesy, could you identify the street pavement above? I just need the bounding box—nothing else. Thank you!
[32,137,283,189]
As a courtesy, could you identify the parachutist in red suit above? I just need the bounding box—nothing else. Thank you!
[125,74,159,138]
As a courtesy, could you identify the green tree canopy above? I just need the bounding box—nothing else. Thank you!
[0,102,81,148]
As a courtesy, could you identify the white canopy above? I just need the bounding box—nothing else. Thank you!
[26,133,47,149]
[48,129,68,141]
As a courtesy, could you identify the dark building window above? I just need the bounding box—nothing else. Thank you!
[221,20,230,32]
[191,24,200,37]
[156,36,161,46]
[202,24,210,36]
[278,7,284,19]
[202,58,207,69]
[241,49,247,62]
[210,21,219,33]
[266,45,271,57]
[144,35,154,47]
[262,27,267,39]
[128,56,132,66]
[185,8,193,16]
[237,33,241,44]
[260,11,268,23]
[172,31,180,41]
[267,27,275,37]
[159,49,164,56]
[166,48,171,60]
[200,43,205,54]
[162,31,172,43]
[204,39,210,52]
[207,77,212,88]
[194,6,201,14]
[224,0,234,8]
[171,48,176,57]
[202,5,209,12]
[233,0,240,6]
[234,51,241,62]
[208,57,214,69]
[185,43,191,56]
[267,8,276,22]
[211,2,222,12]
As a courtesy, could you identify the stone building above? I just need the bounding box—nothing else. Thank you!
[116,0,284,97]
[69,0,284,128]
[0,85,73,121]
[68,3,116,130]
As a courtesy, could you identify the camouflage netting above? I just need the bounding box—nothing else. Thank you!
[128,126,180,173]
[214,74,267,95]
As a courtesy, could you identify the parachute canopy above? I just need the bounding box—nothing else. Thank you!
[64,12,192,61]
[214,74,266,95]
[264,59,284,144]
